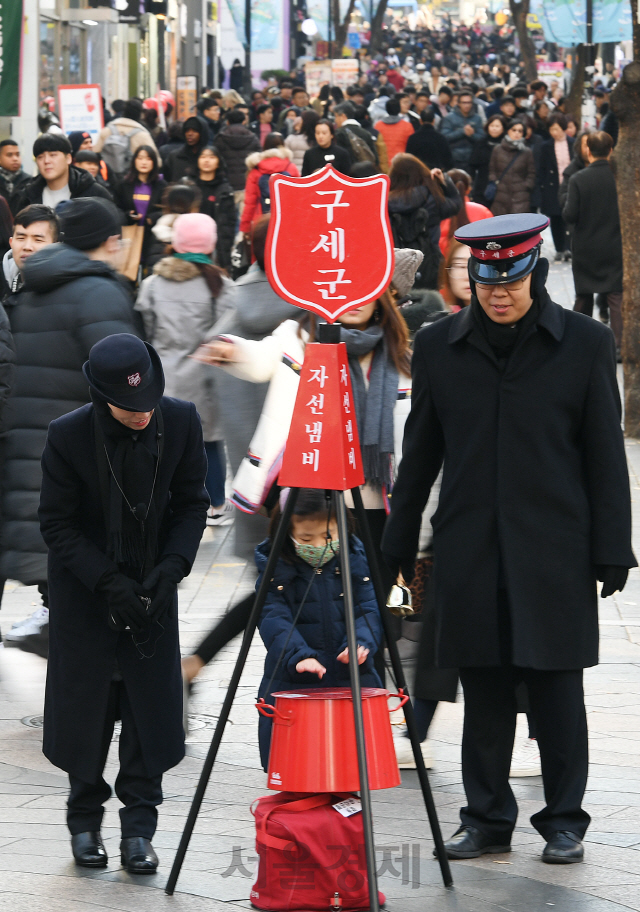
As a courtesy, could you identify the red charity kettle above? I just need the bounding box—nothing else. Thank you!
[256,687,408,792]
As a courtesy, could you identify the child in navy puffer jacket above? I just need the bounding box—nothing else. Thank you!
[256,488,383,770]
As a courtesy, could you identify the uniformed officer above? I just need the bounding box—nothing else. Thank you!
[39,334,208,873]
[382,213,636,864]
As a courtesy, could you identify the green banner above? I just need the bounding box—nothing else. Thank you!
[0,0,23,117]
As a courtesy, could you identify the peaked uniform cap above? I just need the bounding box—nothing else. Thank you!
[455,213,550,285]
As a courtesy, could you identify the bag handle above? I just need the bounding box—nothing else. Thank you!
[254,793,352,851]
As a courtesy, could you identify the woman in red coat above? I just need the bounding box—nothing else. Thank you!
[240,133,300,239]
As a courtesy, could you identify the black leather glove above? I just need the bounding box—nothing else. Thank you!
[382,553,416,585]
[96,569,148,632]
[596,565,629,598]
[143,555,188,622]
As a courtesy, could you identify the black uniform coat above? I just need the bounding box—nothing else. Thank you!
[39,397,208,782]
[537,137,574,217]
[562,159,623,295]
[382,272,635,670]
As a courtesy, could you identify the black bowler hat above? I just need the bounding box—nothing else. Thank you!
[83,334,165,411]
[455,213,550,286]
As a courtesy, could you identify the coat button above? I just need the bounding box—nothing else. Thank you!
[277,585,284,591]
[363,577,370,581]
[339,593,343,597]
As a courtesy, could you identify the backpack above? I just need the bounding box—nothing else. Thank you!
[258,167,295,214]
[344,127,376,164]
[100,122,146,177]
[389,205,441,290]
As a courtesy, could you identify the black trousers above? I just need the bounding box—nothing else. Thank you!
[549,215,568,253]
[459,665,590,844]
[67,680,162,840]
[574,292,622,348]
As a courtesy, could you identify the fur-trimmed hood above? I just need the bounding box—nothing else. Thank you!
[153,256,202,282]
[245,146,294,170]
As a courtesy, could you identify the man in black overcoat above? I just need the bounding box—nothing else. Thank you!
[382,213,636,865]
[39,334,208,873]
[563,130,623,354]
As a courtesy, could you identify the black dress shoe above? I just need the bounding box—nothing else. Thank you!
[542,831,584,864]
[120,836,158,874]
[433,826,511,859]
[71,831,108,867]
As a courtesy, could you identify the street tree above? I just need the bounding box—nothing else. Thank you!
[508,0,537,82]
[566,45,587,126]
[369,0,390,54]
[611,0,640,434]
[330,0,358,53]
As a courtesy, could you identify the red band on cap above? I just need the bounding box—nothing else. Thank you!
[470,234,541,262]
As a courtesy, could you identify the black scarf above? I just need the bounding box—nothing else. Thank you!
[92,394,160,579]
[471,294,542,361]
[340,325,398,488]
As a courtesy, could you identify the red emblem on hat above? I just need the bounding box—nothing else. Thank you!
[128,373,141,387]
[265,166,394,323]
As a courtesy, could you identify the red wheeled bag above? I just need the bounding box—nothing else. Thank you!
[250,792,386,911]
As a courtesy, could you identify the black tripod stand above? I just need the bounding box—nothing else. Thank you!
[166,482,453,901]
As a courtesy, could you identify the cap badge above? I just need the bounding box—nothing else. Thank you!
[128,373,141,387]
[486,242,502,250]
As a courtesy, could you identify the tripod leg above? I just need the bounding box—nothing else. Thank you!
[334,491,380,912]
[165,487,300,895]
[351,487,453,888]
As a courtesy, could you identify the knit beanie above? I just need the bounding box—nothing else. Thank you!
[173,213,217,255]
[392,248,424,297]
[68,131,92,156]
[59,197,122,251]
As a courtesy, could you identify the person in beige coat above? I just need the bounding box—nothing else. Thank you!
[94,100,157,176]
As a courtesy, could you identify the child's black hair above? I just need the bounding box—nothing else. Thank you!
[268,488,355,563]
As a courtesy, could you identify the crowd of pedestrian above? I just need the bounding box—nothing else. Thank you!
[0,27,630,878]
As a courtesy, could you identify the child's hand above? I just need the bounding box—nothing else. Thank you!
[296,657,326,678]
[337,646,370,665]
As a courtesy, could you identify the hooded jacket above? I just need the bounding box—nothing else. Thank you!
[373,116,414,172]
[387,179,462,288]
[135,256,236,440]
[284,132,312,172]
[256,535,382,769]
[1,244,138,585]
[11,165,113,214]
[487,138,536,216]
[164,116,209,182]
[215,124,261,191]
[94,116,158,158]
[239,147,300,234]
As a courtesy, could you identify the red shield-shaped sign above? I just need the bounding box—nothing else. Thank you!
[265,165,394,323]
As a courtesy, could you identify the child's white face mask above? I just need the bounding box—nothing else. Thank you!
[291,537,340,567]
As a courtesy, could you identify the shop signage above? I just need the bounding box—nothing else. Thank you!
[0,0,23,117]
[57,84,104,143]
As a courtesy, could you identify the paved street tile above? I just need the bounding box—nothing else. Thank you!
[0,260,638,910]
